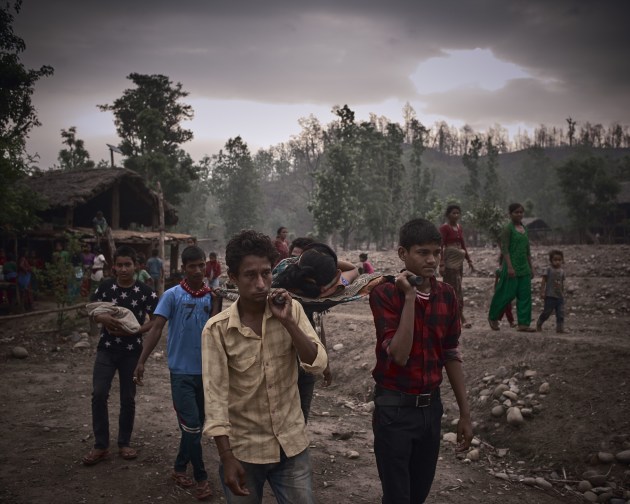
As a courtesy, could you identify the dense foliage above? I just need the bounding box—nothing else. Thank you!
[98,73,197,204]
[57,126,95,170]
[0,0,52,232]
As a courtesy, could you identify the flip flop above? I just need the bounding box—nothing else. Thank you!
[82,449,109,466]
[488,319,500,331]
[194,480,212,500]
[171,471,194,488]
[118,447,137,460]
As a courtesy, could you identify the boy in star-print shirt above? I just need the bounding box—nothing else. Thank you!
[82,245,158,466]
[94,274,157,353]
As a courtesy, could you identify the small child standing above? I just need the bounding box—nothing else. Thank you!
[358,252,374,274]
[536,250,566,333]
[494,254,516,328]
[204,251,222,288]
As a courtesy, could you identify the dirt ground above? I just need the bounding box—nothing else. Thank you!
[1,244,629,504]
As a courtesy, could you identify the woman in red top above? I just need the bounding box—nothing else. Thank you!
[439,204,474,328]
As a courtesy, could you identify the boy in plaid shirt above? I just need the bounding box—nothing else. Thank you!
[369,218,473,503]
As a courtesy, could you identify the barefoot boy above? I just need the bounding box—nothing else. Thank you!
[369,218,473,503]
[202,230,327,503]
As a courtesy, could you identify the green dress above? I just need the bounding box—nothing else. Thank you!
[488,223,533,325]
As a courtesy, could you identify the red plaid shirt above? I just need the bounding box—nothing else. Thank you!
[369,276,462,394]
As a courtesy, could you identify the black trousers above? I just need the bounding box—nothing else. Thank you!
[297,366,316,424]
[91,349,139,449]
[372,391,443,504]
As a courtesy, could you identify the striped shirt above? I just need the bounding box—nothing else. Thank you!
[369,276,461,395]
[201,299,327,464]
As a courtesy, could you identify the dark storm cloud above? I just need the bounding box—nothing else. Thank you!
[13,0,630,129]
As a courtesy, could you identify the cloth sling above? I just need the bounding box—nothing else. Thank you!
[86,301,141,333]
[443,246,465,270]
[215,263,386,313]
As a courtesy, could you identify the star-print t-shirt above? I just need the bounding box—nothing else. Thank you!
[91,278,158,354]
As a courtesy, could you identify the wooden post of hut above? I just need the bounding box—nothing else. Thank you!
[156,182,165,296]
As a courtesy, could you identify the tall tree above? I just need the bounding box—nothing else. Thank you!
[98,73,196,204]
[557,156,620,241]
[483,135,501,204]
[175,155,222,238]
[210,136,262,238]
[0,1,53,231]
[57,126,95,170]
[462,136,482,202]
[401,101,416,144]
[408,118,431,218]
[310,105,360,247]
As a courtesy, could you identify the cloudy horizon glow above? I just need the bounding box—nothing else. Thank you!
[13,0,630,168]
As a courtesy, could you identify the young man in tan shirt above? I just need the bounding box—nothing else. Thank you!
[202,230,327,503]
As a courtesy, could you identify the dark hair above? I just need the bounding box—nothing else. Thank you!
[548,249,564,262]
[359,252,368,261]
[209,251,217,259]
[225,230,278,275]
[289,237,315,255]
[302,242,337,264]
[276,226,287,236]
[182,245,205,265]
[508,202,524,214]
[445,204,461,217]
[114,245,137,263]
[151,248,159,256]
[273,247,337,298]
[399,218,441,249]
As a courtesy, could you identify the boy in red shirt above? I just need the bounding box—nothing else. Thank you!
[369,218,473,503]
[205,251,222,288]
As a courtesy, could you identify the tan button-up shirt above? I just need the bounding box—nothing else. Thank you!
[202,299,327,464]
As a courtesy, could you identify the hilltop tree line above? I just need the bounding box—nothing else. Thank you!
[2,1,628,246]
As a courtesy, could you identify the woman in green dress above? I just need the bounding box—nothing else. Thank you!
[488,203,536,332]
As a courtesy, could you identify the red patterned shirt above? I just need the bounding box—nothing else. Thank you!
[439,223,470,260]
[369,276,462,394]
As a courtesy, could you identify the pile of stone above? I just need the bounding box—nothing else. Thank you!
[471,365,547,427]
[438,365,630,501]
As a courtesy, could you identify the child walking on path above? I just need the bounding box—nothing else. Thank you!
[134,246,219,500]
[536,250,567,333]
[488,203,536,332]
[369,218,472,503]
[494,254,516,328]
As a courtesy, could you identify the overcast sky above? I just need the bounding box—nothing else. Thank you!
[14,0,630,169]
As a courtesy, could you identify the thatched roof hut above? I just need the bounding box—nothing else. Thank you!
[25,168,178,229]
[16,168,193,272]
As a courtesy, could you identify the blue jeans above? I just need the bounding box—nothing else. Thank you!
[219,448,314,504]
[537,296,565,328]
[171,373,208,482]
[91,349,138,449]
[372,391,443,504]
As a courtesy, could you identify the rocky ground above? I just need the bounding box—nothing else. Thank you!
[0,244,629,504]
